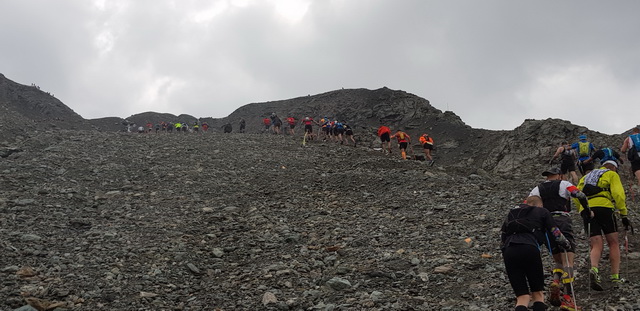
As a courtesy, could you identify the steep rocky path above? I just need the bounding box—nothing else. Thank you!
[1,131,639,310]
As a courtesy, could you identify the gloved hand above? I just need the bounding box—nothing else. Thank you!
[556,234,571,251]
[622,217,631,231]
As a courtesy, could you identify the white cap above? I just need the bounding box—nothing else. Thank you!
[603,160,618,168]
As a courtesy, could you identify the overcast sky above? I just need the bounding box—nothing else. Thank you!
[1,0,639,134]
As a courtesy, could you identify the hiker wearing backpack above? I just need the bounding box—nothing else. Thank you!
[550,141,579,185]
[391,130,411,160]
[377,125,392,154]
[419,133,435,165]
[262,117,271,133]
[528,167,589,310]
[343,122,356,146]
[581,147,623,168]
[571,135,596,175]
[501,195,572,311]
[575,160,630,291]
[620,127,640,190]
[286,116,296,135]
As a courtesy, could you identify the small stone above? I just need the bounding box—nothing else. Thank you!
[261,291,277,305]
[186,263,201,274]
[434,265,454,274]
[326,277,351,290]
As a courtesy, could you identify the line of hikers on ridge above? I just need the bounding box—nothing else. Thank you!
[124,120,210,134]
[501,130,640,311]
[261,113,357,146]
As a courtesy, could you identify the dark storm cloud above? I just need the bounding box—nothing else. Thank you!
[1,0,639,133]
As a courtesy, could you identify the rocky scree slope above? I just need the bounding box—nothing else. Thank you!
[1,131,640,311]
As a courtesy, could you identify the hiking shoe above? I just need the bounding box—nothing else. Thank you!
[549,279,562,307]
[611,276,626,288]
[560,294,580,311]
[590,268,604,291]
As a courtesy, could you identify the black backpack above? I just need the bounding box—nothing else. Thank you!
[505,206,537,234]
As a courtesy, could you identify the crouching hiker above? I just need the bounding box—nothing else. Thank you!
[501,195,572,311]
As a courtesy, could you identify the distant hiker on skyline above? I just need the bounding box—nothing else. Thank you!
[620,127,640,190]
[575,160,629,291]
[501,195,571,311]
[571,135,596,175]
[301,117,315,140]
[550,141,579,185]
[377,125,392,154]
[263,117,271,133]
[419,133,434,165]
[343,122,355,146]
[202,121,209,132]
[286,116,296,135]
[391,130,411,160]
[239,118,245,133]
[270,113,282,135]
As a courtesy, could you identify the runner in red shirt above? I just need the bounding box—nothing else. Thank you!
[377,126,392,154]
[286,116,296,135]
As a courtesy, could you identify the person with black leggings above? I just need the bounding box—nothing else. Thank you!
[501,195,571,311]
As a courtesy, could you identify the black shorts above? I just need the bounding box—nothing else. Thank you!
[380,133,390,142]
[587,207,618,236]
[323,127,330,133]
[579,161,594,173]
[631,160,640,173]
[337,128,345,135]
[264,124,270,129]
[549,214,576,254]
[423,143,433,150]
[345,129,353,136]
[399,142,408,149]
[289,124,295,129]
[503,243,545,297]
[560,160,576,174]
[304,125,313,133]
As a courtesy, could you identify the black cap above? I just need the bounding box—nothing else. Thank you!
[542,167,562,176]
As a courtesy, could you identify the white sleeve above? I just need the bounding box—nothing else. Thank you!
[558,180,574,199]
[529,186,540,197]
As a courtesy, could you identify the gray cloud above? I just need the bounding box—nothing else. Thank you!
[1,0,639,134]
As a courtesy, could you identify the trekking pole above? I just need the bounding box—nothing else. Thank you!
[587,222,591,300]
[564,249,578,310]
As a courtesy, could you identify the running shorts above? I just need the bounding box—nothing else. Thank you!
[380,133,390,142]
[503,243,545,297]
[587,207,618,237]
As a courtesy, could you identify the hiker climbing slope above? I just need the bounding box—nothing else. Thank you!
[550,141,579,185]
[574,160,630,291]
[528,167,589,310]
[571,135,596,175]
[621,127,640,191]
[377,125,392,154]
[419,133,435,165]
[391,130,411,160]
[501,195,572,311]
